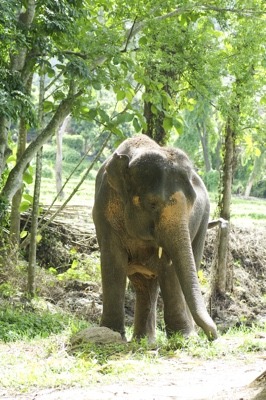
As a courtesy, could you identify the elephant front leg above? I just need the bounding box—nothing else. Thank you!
[158,263,194,337]
[129,274,159,343]
[100,239,128,340]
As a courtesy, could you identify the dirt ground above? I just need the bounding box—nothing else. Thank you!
[1,351,265,400]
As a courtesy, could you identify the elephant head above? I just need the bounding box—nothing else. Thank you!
[105,144,217,340]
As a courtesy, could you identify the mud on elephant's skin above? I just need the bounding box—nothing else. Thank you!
[93,135,217,341]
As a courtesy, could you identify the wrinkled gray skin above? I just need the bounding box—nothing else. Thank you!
[93,135,217,341]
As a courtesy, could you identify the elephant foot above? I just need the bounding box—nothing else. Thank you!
[132,332,156,344]
[165,323,195,339]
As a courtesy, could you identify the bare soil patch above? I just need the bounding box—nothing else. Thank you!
[1,351,265,400]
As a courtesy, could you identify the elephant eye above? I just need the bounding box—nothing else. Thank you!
[132,195,141,206]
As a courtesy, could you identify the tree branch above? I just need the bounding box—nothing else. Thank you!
[1,88,83,202]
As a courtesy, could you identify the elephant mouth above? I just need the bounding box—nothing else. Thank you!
[127,263,158,279]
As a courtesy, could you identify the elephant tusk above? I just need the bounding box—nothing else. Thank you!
[158,246,163,259]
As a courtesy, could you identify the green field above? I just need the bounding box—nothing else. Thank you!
[38,177,266,227]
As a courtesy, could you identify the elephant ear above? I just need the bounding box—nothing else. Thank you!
[179,168,197,205]
[105,152,130,195]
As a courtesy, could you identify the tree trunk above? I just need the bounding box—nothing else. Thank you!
[197,122,211,172]
[0,116,11,177]
[143,100,167,145]
[10,74,33,252]
[211,118,236,298]
[0,1,36,177]
[56,115,71,200]
[0,1,36,202]
[244,151,264,197]
[27,66,45,297]
[27,148,43,297]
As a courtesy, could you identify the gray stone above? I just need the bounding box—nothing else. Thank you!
[70,326,125,345]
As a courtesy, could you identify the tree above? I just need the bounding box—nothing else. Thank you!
[244,150,265,197]
[1,0,266,300]
[211,1,266,298]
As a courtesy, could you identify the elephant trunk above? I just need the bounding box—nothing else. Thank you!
[158,195,217,340]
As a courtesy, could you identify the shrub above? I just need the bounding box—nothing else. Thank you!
[63,134,84,153]
[202,170,220,192]
[63,147,81,163]
[43,145,56,162]
[42,165,54,179]
[251,180,266,198]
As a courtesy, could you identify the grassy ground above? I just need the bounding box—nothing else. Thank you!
[39,177,266,222]
[0,305,265,394]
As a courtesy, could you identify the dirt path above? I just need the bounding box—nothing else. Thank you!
[2,352,265,400]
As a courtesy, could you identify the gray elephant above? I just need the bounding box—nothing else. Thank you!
[93,135,217,341]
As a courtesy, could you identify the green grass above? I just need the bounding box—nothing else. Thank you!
[29,174,266,227]
[0,304,89,342]
[208,193,266,225]
[0,303,265,393]
[37,176,96,206]
[231,196,266,217]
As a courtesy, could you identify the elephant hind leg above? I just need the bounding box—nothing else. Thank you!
[129,274,159,343]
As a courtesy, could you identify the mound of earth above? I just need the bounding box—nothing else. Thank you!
[34,219,265,333]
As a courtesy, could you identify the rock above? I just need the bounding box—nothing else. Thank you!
[70,326,125,346]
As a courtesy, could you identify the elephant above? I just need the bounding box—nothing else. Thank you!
[92,134,217,342]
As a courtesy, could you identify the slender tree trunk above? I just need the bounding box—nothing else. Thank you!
[211,117,236,297]
[0,1,36,202]
[0,1,36,177]
[244,151,264,197]
[56,115,71,200]
[28,148,42,297]
[197,122,211,172]
[10,74,34,253]
[0,116,11,177]
[27,67,45,297]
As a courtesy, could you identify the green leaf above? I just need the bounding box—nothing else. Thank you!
[163,117,173,132]
[20,230,28,239]
[19,201,31,213]
[92,81,101,90]
[117,90,126,101]
[87,108,97,120]
[139,36,148,46]
[112,56,120,65]
[112,127,123,137]
[54,90,65,101]
[116,112,134,124]
[23,193,33,203]
[23,170,33,185]
[7,154,16,163]
[151,105,157,115]
[43,101,54,113]
[98,109,110,123]
[172,117,184,133]
[125,88,134,102]
[133,117,141,133]
[71,259,78,269]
